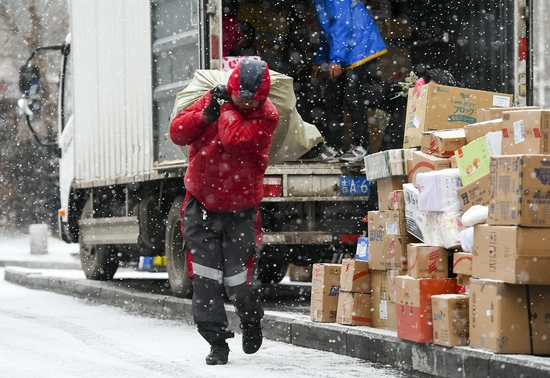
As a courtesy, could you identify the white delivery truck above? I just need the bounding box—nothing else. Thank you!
[18,0,544,297]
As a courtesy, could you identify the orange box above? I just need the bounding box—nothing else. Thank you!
[395,275,457,343]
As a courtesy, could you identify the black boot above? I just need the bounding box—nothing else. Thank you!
[205,340,230,365]
[240,321,263,354]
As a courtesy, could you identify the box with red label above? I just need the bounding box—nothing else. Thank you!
[409,150,451,186]
[420,129,467,157]
[431,294,469,347]
[488,155,550,227]
[408,243,449,279]
[370,270,397,330]
[336,291,372,326]
[463,118,502,143]
[501,110,550,154]
[452,252,472,275]
[367,210,407,261]
[310,264,341,322]
[339,258,371,293]
[396,275,457,343]
[384,190,406,211]
[386,268,407,303]
[404,84,512,148]
[476,106,539,122]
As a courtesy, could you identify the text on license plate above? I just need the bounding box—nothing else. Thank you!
[339,176,370,196]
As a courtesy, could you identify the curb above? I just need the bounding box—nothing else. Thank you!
[4,266,550,378]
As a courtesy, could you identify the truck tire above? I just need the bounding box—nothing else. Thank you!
[79,197,120,281]
[165,195,193,298]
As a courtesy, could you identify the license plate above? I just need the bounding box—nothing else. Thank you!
[339,175,370,196]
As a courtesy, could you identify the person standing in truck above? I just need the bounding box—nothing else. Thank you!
[310,0,387,162]
[169,58,279,365]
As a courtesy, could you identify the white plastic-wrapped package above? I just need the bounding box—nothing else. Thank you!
[461,204,488,227]
[416,168,462,212]
[459,226,474,253]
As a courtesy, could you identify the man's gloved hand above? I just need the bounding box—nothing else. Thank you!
[204,85,229,123]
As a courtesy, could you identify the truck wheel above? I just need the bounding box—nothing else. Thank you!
[165,196,193,298]
[79,198,119,280]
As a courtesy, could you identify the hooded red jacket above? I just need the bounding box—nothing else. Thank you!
[170,59,279,213]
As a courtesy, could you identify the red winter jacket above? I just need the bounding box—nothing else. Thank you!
[170,59,279,213]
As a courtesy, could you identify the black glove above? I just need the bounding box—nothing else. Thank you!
[204,84,229,123]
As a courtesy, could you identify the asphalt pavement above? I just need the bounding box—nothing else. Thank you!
[1,229,550,378]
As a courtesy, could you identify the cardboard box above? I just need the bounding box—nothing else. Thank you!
[403,183,427,242]
[476,106,540,122]
[452,252,473,275]
[431,294,469,347]
[386,268,407,303]
[469,278,550,354]
[473,224,550,284]
[409,150,451,186]
[395,276,457,343]
[364,149,415,181]
[404,84,512,148]
[336,291,372,326]
[310,264,341,322]
[455,133,501,186]
[456,173,490,212]
[377,175,407,210]
[463,118,502,143]
[408,243,449,279]
[384,190,406,211]
[456,274,471,287]
[501,109,550,155]
[367,210,407,258]
[420,129,467,157]
[340,258,371,293]
[370,270,397,330]
[488,155,550,227]
[288,264,312,282]
[370,234,417,271]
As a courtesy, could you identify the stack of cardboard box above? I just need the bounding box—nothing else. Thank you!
[336,258,372,326]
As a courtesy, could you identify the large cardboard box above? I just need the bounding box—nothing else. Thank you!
[431,294,469,347]
[473,224,550,284]
[310,264,341,322]
[409,150,451,186]
[489,155,550,227]
[501,110,550,155]
[367,210,407,259]
[340,258,371,293]
[383,190,406,211]
[407,243,449,279]
[395,276,457,343]
[370,234,417,271]
[336,291,372,326]
[370,270,397,330]
[376,175,407,210]
[420,129,467,157]
[469,278,550,354]
[463,118,502,143]
[403,84,512,148]
[452,252,473,275]
[456,173,490,212]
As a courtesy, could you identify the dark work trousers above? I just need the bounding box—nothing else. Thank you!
[323,63,370,151]
[183,196,264,345]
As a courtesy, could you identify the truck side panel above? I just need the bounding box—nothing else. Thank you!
[71,0,154,184]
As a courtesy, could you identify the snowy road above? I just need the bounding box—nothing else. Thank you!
[0,268,432,378]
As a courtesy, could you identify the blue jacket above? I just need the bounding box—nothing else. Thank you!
[313,0,387,70]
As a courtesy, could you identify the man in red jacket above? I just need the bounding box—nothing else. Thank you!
[170,58,279,365]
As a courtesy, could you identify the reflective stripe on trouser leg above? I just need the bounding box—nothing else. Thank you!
[183,196,263,342]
